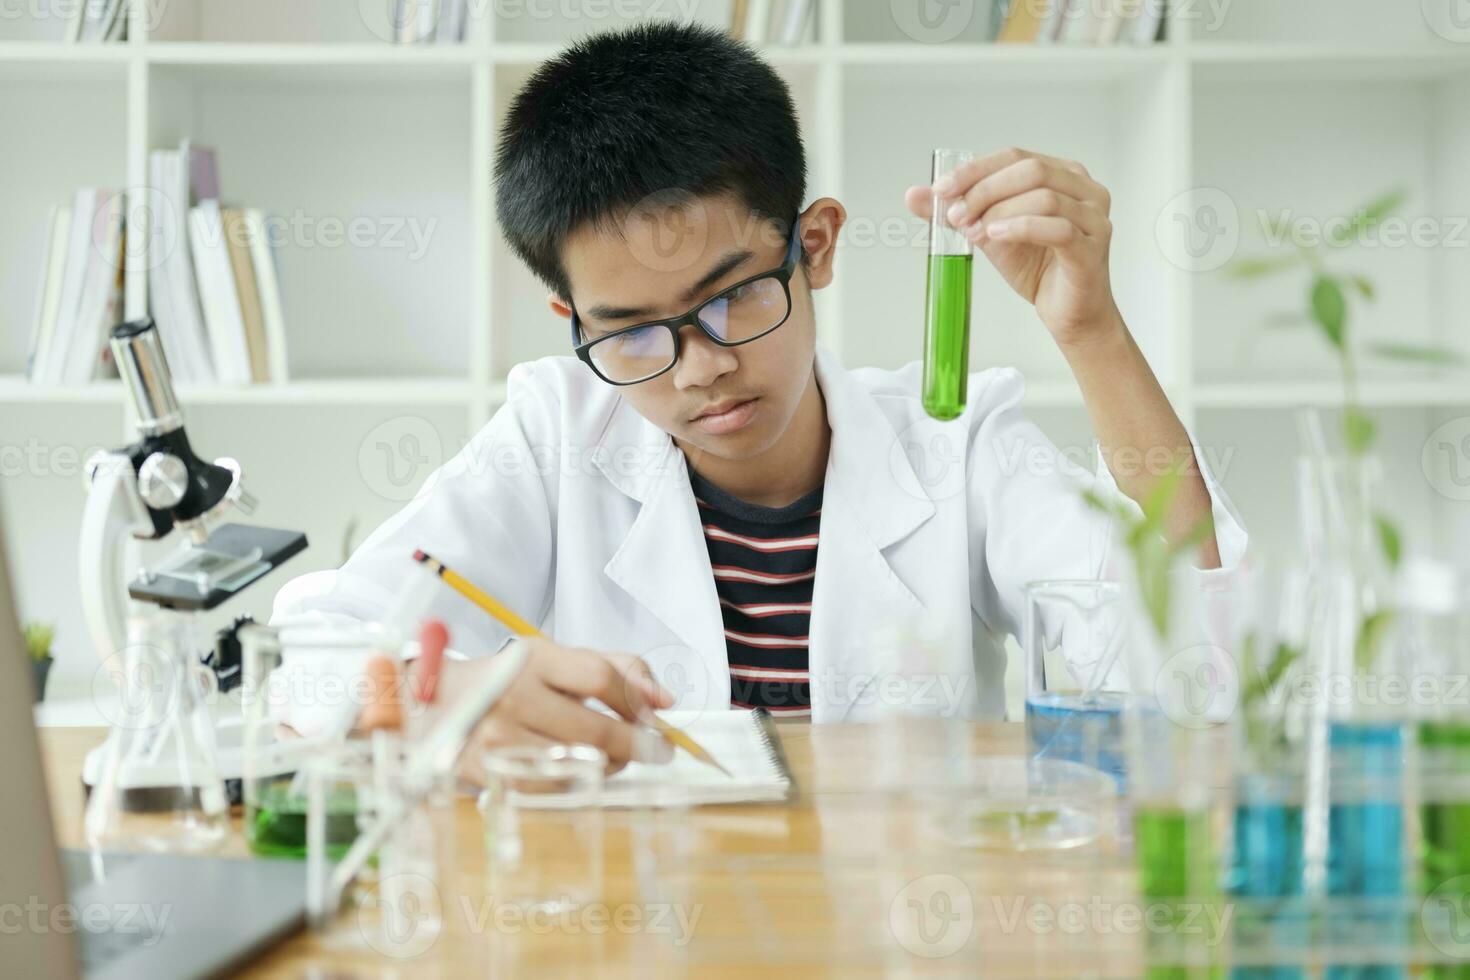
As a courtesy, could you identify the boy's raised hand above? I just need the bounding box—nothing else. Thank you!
[904,147,1120,349]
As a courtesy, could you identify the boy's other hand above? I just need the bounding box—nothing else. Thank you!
[444,638,676,786]
[904,147,1121,350]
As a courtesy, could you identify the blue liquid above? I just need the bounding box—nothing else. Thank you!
[1228,776,1305,980]
[1025,692,1126,788]
[1326,721,1406,980]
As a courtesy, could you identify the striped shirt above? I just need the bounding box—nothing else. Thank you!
[688,469,821,720]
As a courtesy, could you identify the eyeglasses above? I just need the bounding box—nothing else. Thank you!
[570,218,803,386]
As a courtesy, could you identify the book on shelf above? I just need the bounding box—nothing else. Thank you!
[221,209,269,384]
[996,0,1165,44]
[730,0,814,45]
[66,0,127,43]
[391,0,468,44]
[25,190,124,385]
[148,142,216,384]
[27,147,291,389]
[190,200,253,386]
[243,210,290,385]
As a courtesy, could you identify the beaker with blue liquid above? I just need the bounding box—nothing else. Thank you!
[1023,581,1130,789]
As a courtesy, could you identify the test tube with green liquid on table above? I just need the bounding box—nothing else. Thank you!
[923,148,975,421]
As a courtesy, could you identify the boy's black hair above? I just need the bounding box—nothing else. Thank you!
[493,20,806,300]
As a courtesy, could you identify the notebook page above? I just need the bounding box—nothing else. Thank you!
[518,709,791,808]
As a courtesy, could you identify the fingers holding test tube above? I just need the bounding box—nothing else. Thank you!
[903,146,1120,348]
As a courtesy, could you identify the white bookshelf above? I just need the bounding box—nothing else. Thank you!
[2,0,1469,697]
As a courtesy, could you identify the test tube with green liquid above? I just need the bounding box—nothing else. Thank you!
[922,148,975,421]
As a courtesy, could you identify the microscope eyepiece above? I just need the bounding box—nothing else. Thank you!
[111,318,184,438]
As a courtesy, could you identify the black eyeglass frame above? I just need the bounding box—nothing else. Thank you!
[569,217,804,386]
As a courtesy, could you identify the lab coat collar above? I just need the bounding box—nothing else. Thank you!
[810,346,936,551]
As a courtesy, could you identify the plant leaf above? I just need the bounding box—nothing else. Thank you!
[1141,465,1185,529]
[1337,188,1409,244]
[1243,641,1302,708]
[1311,276,1347,350]
[22,622,54,662]
[1365,342,1466,366]
[1355,610,1395,673]
[1171,511,1218,558]
[1343,407,1377,455]
[1262,312,1313,330]
[1348,275,1376,302]
[1374,512,1403,570]
[1227,254,1301,279]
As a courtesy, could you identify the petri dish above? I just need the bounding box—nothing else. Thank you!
[916,756,1118,852]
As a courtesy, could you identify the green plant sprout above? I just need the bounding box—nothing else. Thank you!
[1082,463,1216,645]
[1229,187,1463,674]
[23,622,55,663]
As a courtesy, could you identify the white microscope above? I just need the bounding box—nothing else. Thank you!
[80,318,309,849]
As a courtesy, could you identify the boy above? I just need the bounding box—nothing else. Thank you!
[274,22,1245,776]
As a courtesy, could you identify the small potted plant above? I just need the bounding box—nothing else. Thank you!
[24,623,55,703]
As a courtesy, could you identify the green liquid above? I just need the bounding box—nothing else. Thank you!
[922,252,972,420]
[1420,722,1470,980]
[1135,806,1225,980]
[246,780,361,860]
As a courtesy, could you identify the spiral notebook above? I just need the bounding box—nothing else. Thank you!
[536,709,794,808]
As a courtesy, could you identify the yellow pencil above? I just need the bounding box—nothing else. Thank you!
[412,549,730,776]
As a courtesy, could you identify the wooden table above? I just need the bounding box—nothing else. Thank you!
[40,722,1148,978]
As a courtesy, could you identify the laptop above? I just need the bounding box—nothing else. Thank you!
[0,521,307,978]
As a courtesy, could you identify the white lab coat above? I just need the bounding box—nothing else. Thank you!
[271,347,1246,725]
